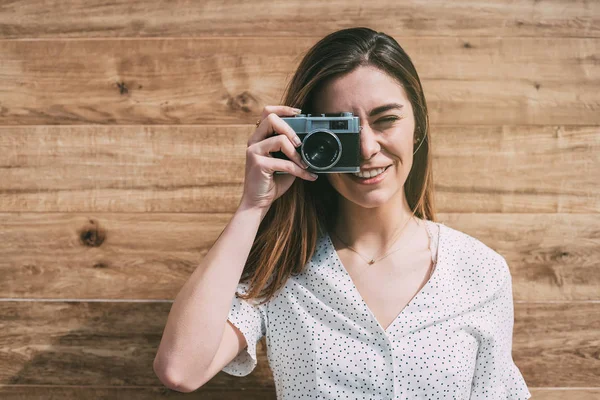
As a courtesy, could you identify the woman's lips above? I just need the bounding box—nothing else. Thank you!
[349,165,392,185]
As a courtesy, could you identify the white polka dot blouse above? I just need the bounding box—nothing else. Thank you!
[221,219,532,399]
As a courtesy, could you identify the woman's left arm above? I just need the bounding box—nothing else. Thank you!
[470,258,532,399]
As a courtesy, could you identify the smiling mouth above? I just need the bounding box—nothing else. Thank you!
[352,165,392,178]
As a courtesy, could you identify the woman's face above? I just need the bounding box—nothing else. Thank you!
[312,65,417,209]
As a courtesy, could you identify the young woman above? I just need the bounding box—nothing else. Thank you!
[154,27,532,399]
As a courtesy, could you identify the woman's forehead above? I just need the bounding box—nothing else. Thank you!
[313,66,409,113]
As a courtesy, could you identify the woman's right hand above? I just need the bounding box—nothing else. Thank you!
[238,105,319,212]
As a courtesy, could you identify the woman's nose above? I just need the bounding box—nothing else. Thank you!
[359,123,380,161]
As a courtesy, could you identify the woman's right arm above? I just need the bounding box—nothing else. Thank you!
[153,204,268,393]
[153,105,318,392]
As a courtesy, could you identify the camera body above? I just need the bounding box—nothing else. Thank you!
[270,112,361,174]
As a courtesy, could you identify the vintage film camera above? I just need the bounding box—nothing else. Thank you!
[269,112,361,174]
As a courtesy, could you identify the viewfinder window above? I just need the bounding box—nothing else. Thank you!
[329,120,348,130]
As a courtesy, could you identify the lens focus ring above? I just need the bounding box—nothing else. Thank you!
[301,130,342,170]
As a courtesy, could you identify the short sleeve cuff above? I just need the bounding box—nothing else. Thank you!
[504,362,532,399]
[221,288,265,377]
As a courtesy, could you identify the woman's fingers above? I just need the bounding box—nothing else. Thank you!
[260,105,302,120]
[259,155,318,181]
[248,106,302,147]
[250,133,309,170]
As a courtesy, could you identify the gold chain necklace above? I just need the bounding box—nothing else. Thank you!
[331,215,415,265]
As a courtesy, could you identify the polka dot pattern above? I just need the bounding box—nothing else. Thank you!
[222,219,531,399]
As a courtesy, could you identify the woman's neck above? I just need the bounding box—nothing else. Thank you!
[331,192,417,254]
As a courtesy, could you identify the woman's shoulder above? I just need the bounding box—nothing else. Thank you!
[437,221,505,260]
[437,221,511,284]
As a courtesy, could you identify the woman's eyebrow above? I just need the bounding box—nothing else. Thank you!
[368,103,404,117]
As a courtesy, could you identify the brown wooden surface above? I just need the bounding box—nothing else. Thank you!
[0,125,597,213]
[0,0,597,38]
[0,0,598,398]
[0,301,276,389]
[0,37,597,126]
[0,300,597,389]
[0,387,598,400]
[0,388,598,400]
[0,387,277,400]
[0,213,597,302]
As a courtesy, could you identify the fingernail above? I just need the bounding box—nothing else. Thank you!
[300,159,309,169]
[293,136,302,147]
[292,108,302,114]
[309,173,318,179]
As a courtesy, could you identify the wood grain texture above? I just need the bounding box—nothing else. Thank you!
[0,300,597,388]
[0,37,598,126]
[0,0,597,396]
[0,213,597,302]
[0,0,597,38]
[514,302,600,387]
[0,387,597,400]
[528,391,600,400]
[0,387,277,400]
[0,125,597,213]
[0,301,274,389]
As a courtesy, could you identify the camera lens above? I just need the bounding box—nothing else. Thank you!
[301,130,342,170]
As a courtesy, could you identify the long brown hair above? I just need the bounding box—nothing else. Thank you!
[237,27,436,305]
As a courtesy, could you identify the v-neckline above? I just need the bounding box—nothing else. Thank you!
[325,219,444,336]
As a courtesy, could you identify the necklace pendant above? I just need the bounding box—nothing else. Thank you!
[368,259,375,265]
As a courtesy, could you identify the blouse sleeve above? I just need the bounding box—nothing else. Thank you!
[221,280,268,377]
[470,258,532,399]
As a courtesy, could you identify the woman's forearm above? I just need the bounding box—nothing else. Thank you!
[153,203,268,387]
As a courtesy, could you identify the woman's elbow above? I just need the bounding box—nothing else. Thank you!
[153,357,203,393]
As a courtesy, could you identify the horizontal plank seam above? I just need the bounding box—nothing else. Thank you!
[0,298,599,304]
[1,36,598,42]
[513,300,600,304]
[0,124,599,128]
[0,384,597,390]
[0,384,274,390]
[0,298,174,302]
[1,213,598,215]
[527,388,600,390]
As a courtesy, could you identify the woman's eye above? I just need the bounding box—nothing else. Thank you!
[376,117,399,124]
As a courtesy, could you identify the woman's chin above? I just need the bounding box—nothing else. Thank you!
[343,188,394,208]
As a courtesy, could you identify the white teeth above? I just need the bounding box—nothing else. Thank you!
[353,166,387,178]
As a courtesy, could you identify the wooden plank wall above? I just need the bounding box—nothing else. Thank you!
[0,0,598,398]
